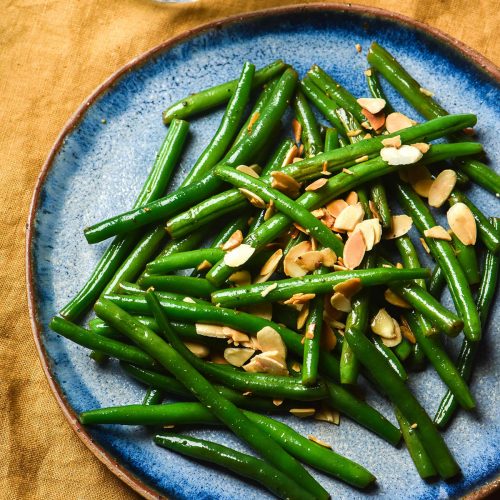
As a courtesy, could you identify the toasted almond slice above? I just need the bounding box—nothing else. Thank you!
[290,408,316,418]
[257,326,287,358]
[273,399,284,407]
[223,326,250,343]
[221,230,243,251]
[311,208,325,219]
[326,199,349,218]
[355,43,362,52]
[297,302,310,330]
[307,435,332,448]
[342,231,366,270]
[183,297,196,304]
[293,157,304,163]
[364,68,372,77]
[282,144,299,166]
[197,259,212,271]
[447,202,477,245]
[364,133,373,140]
[247,111,260,133]
[271,171,301,198]
[400,316,417,344]
[195,323,228,338]
[291,361,302,373]
[263,199,275,221]
[184,342,210,358]
[380,144,423,166]
[355,218,380,250]
[321,322,337,351]
[385,112,414,133]
[411,142,430,154]
[371,308,396,338]
[210,354,229,365]
[284,292,316,306]
[419,87,434,97]
[238,188,266,208]
[228,270,252,286]
[320,248,337,267]
[224,244,255,267]
[382,320,403,347]
[314,406,340,425]
[283,240,312,277]
[333,203,365,232]
[361,108,386,130]
[306,177,328,191]
[333,277,362,298]
[381,135,402,148]
[383,214,413,239]
[406,164,433,197]
[342,167,355,174]
[357,97,386,114]
[236,165,260,178]
[384,289,412,308]
[420,237,431,254]
[243,352,288,376]
[354,155,369,164]
[254,249,283,283]
[296,250,323,272]
[369,200,381,221]
[292,118,302,143]
[260,282,278,297]
[347,129,363,138]
[224,347,255,367]
[428,169,457,207]
[330,292,352,312]
[345,191,358,205]
[243,303,273,322]
[424,225,452,241]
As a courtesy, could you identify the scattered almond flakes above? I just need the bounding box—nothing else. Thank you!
[364,133,373,140]
[369,200,381,220]
[244,303,273,322]
[381,135,402,148]
[424,225,452,241]
[247,111,260,133]
[224,347,255,367]
[384,289,412,308]
[224,243,255,267]
[354,155,368,164]
[447,202,477,245]
[364,69,372,77]
[342,167,355,174]
[291,361,302,372]
[298,144,305,156]
[333,277,362,298]
[355,43,362,53]
[371,308,396,339]
[400,317,416,344]
[308,435,332,448]
[223,326,250,343]
[305,178,328,191]
[357,97,386,114]
[296,250,324,272]
[314,406,340,425]
[271,170,301,198]
[260,282,278,297]
[196,259,212,271]
[238,188,266,208]
[345,191,358,205]
[383,215,413,240]
[195,323,227,339]
[420,237,431,254]
[342,230,366,269]
[283,240,312,277]
[330,292,352,312]
[333,203,365,232]
[184,342,210,358]
[242,391,252,396]
[293,157,303,163]
[236,164,260,178]
[243,352,288,376]
[282,144,299,166]
[257,326,287,358]
[221,229,243,251]
[183,296,196,303]
[292,118,302,143]
[273,399,284,407]
[297,302,310,329]
[361,108,386,130]
[284,292,316,305]
[326,198,349,218]
[407,164,434,197]
[347,129,363,137]
[356,218,382,250]
[228,270,252,287]
[254,248,283,283]
[410,423,418,429]
[380,145,423,166]
[382,320,403,347]
[385,112,414,133]
[320,248,337,267]
[290,408,316,418]
[411,142,430,154]
[428,169,457,207]
[321,322,337,351]
[419,87,434,97]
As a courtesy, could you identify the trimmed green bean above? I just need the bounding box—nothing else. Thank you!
[372,336,408,380]
[458,159,500,195]
[294,89,323,156]
[393,338,412,361]
[138,275,217,298]
[451,233,480,285]
[142,388,163,405]
[394,236,426,288]
[370,180,392,230]
[147,249,225,274]
[324,127,340,151]
[365,69,394,114]
[428,264,446,298]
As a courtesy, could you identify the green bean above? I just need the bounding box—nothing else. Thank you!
[138,275,217,299]
[210,213,251,248]
[370,180,392,230]
[308,65,365,122]
[335,107,363,141]
[449,190,500,253]
[367,42,500,196]
[162,60,287,124]
[408,342,427,372]
[142,388,163,405]
[156,433,314,500]
[428,264,446,298]
[302,267,327,386]
[300,77,345,132]
[343,295,460,479]
[207,142,478,286]
[294,90,323,157]
[84,69,298,244]
[405,312,475,410]
[117,281,143,294]
[365,69,394,114]
[146,249,225,274]
[394,236,426,288]
[451,233,480,285]
[59,119,190,320]
[372,336,408,380]
[211,267,430,308]
[396,181,481,341]
[357,186,371,217]
[454,169,470,186]
[435,218,500,428]
[324,127,340,151]
[213,164,345,255]
[50,316,158,370]
[395,409,437,480]
[393,338,412,361]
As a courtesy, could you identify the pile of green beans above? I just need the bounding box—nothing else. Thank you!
[48,53,499,498]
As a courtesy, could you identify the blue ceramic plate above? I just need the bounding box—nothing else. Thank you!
[27,4,500,499]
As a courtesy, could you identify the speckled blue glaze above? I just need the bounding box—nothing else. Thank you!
[30,7,499,500]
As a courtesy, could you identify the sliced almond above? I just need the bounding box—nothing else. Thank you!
[223,326,250,344]
[330,292,352,313]
[333,277,362,298]
[381,135,402,148]
[271,171,301,198]
[307,435,332,448]
[291,361,302,373]
[420,237,431,254]
[210,354,229,365]
[282,144,299,167]
[221,230,243,251]
[284,292,316,305]
[260,282,278,297]
[321,322,337,351]
[314,406,340,425]
[355,218,381,250]
[364,69,372,77]
[428,169,457,207]
[411,142,430,154]
[371,308,396,338]
[247,111,260,133]
[333,203,365,232]
[382,320,403,347]
[407,164,433,197]
[385,112,414,133]
[345,191,358,205]
[342,231,366,270]
[254,249,283,283]
[264,199,275,221]
[400,316,416,344]
[297,302,310,330]
[447,202,477,245]
[243,352,288,376]
[296,250,323,272]
[292,118,302,143]
[236,165,260,178]
[184,342,210,358]
[306,178,328,191]
[357,97,386,114]
[384,289,412,308]
[325,199,348,218]
[243,303,273,321]
[196,259,212,271]
[383,214,413,239]
[283,240,312,277]
[361,108,386,130]
[257,326,287,358]
[369,200,381,221]
[238,188,266,208]
[380,144,423,166]
[419,87,434,97]
[342,167,355,175]
[183,297,196,304]
[289,408,316,418]
[224,244,255,267]
[424,225,452,241]
[228,270,252,286]
[293,157,304,163]
[195,323,227,339]
[320,248,337,267]
[224,347,255,367]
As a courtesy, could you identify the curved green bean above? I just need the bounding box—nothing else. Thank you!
[372,336,408,380]
[294,89,323,156]
[451,233,480,285]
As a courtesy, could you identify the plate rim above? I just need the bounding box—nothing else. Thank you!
[25,3,500,499]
